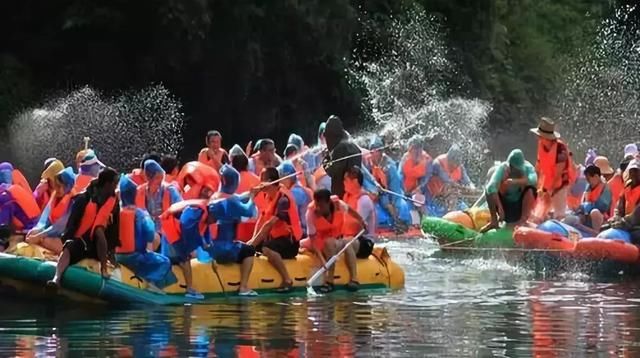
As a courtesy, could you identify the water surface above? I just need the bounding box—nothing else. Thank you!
[1,239,640,357]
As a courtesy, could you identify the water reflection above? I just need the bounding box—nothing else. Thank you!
[3,241,640,357]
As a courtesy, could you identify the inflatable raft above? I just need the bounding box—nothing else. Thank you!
[0,243,404,305]
[420,216,514,249]
[514,220,640,275]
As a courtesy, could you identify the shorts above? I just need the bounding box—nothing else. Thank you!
[63,237,98,266]
[499,186,536,223]
[257,236,299,260]
[208,240,255,264]
[356,237,374,259]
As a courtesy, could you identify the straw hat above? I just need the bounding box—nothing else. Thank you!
[593,156,614,175]
[530,117,560,140]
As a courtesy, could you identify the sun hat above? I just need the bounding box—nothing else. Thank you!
[530,117,560,140]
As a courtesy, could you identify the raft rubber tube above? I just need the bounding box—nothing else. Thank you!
[0,243,404,305]
[513,223,640,264]
[420,216,514,248]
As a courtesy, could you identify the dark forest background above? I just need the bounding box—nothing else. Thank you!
[1,0,637,157]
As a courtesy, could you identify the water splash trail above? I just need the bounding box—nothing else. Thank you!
[8,85,184,180]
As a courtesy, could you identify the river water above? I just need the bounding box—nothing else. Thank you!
[1,238,640,357]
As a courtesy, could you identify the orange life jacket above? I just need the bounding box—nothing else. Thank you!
[49,193,73,224]
[623,184,640,216]
[401,151,430,193]
[584,182,606,204]
[309,195,345,241]
[12,170,32,193]
[536,139,575,192]
[73,174,94,194]
[134,184,172,213]
[74,196,117,239]
[236,171,260,194]
[609,173,625,217]
[7,185,41,230]
[428,154,463,197]
[116,207,136,254]
[257,187,303,241]
[35,182,51,210]
[370,164,388,189]
[198,147,228,171]
[128,169,146,186]
[160,199,209,244]
[343,190,365,236]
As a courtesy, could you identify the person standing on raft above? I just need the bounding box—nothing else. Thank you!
[198,130,229,172]
[206,165,259,296]
[249,168,303,293]
[530,117,576,220]
[323,115,362,198]
[116,175,175,292]
[481,149,537,233]
[47,168,120,289]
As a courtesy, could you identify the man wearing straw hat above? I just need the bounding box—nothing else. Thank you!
[530,117,576,220]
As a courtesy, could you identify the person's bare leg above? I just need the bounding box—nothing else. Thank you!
[179,261,193,291]
[322,239,337,285]
[239,256,254,293]
[345,239,359,282]
[49,248,71,287]
[40,238,63,255]
[516,189,536,226]
[480,193,500,233]
[590,209,604,232]
[262,247,291,286]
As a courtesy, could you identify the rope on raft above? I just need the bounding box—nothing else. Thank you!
[438,246,575,253]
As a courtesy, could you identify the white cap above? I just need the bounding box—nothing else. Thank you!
[624,143,638,159]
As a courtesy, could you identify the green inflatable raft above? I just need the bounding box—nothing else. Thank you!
[421,217,514,248]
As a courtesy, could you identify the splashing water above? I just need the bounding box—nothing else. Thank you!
[555,6,640,163]
[349,6,491,179]
[9,85,184,179]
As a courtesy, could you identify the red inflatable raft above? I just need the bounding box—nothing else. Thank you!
[514,223,640,264]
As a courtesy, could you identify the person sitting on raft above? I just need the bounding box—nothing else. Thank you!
[343,166,376,258]
[249,139,282,176]
[205,165,259,296]
[530,117,575,220]
[301,188,367,292]
[198,130,229,172]
[249,168,303,293]
[609,157,630,218]
[135,160,182,239]
[160,169,219,300]
[564,165,612,234]
[26,167,77,254]
[284,134,315,191]
[128,153,161,186]
[160,155,180,188]
[47,168,120,289]
[399,135,432,197]
[229,144,263,241]
[323,115,362,198]
[278,161,312,236]
[0,162,40,240]
[116,175,175,293]
[34,159,64,210]
[74,150,106,193]
[611,160,640,231]
[426,144,475,211]
[481,149,537,233]
[364,136,411,232]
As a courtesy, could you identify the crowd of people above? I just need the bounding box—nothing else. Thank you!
[3,113,633,299]
[481,117,640,242]
[0,115,477,299]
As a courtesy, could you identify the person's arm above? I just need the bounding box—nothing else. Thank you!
[434,161,454,184]
[485,164,507,195]
[167,185,182,204]
[34,202,52,231]
[221,151,230,165]
[459,166,473,188]
[342,200,366,229]
[615,192,625,218]
[416,160,434,191]
[230,196,256,218]
[525,163,538,187]
[61,195,87,242]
